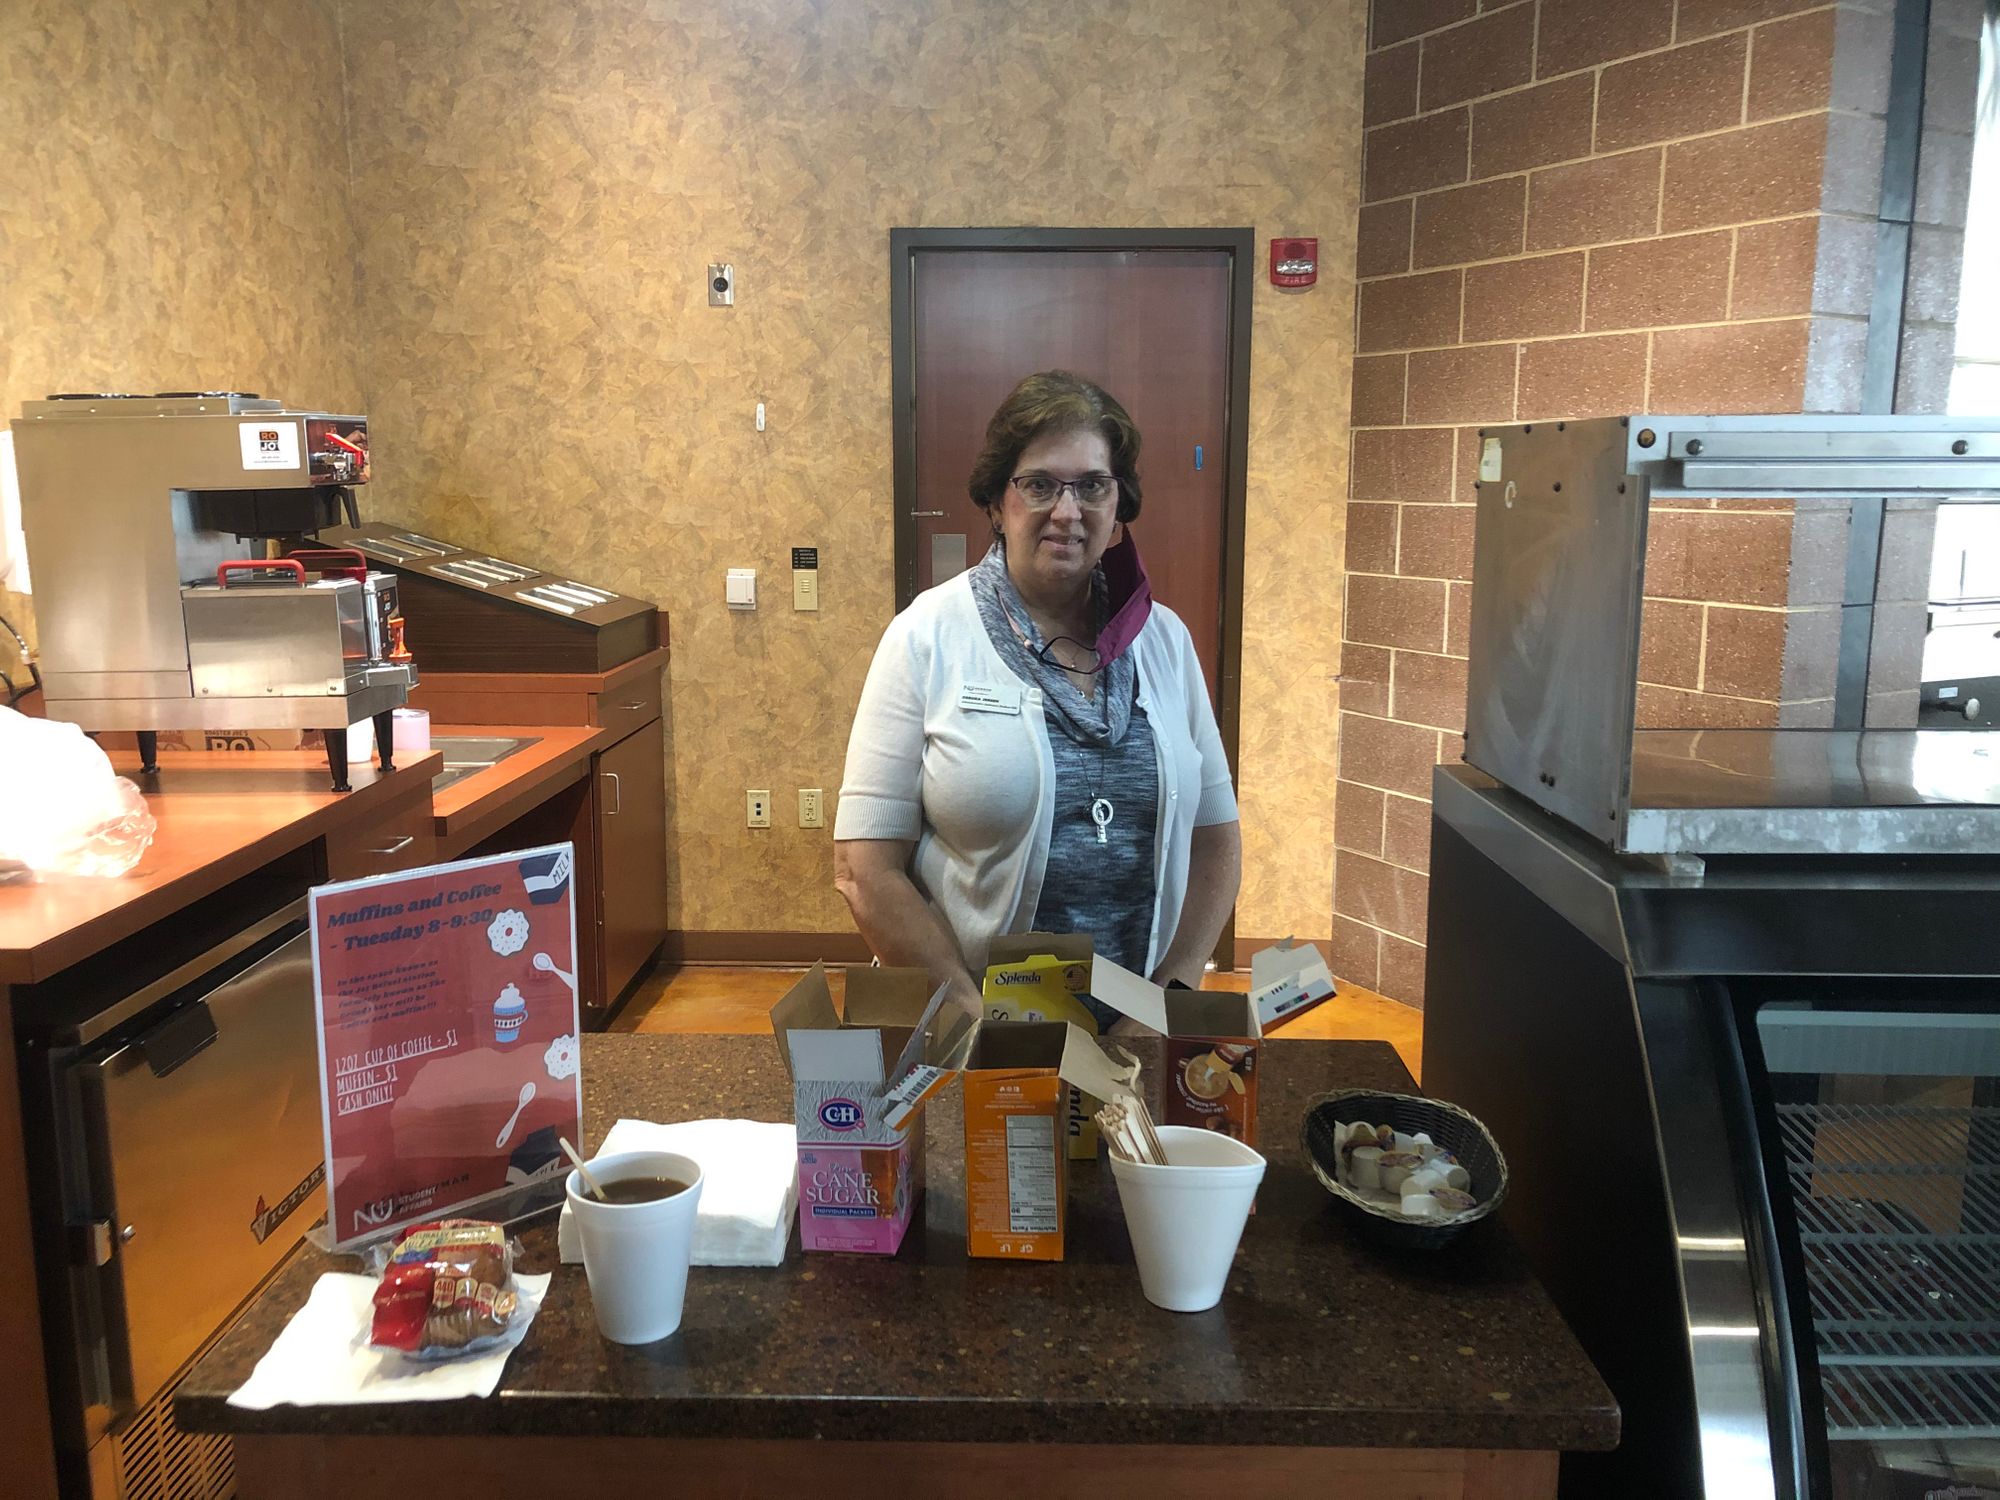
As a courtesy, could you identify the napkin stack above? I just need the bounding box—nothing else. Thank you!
[558,1118,797,1267]
[227,1272,551,1409]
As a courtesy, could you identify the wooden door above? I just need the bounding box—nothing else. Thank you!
[905,248,1235,709]
[596,723,668,1005]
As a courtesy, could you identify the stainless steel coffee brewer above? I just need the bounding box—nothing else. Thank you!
[10,392,417,790]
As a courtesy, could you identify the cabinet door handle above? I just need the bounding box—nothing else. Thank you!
[369,835,416,856]
[617,701,644,711]
[602,771,621,815]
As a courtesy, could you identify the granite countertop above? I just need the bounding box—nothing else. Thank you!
[178,1034,1618,1451]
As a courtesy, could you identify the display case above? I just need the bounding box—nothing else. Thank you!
[1426,413,2000,1498]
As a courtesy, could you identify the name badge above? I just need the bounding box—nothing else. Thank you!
[958,684,1021,715]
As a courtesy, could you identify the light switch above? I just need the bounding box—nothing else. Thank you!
[726,568,756,610]
[793,571,818,611]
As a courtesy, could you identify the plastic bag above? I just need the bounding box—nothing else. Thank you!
[364,1220,529,1360]
[0,707,156,876]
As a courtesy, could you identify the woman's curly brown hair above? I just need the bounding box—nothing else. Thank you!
[966,371,1143,526]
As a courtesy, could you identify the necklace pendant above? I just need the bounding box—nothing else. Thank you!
[1091,797,1114,845]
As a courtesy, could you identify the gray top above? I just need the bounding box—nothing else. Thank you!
[1032,708,1159,1010]
[966,546,1158,1024]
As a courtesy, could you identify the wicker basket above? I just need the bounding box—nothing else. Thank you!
[1300,1088,1510,1251]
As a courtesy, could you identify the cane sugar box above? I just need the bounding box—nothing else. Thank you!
[770,963,971,1256]
[794,1128,926,1256]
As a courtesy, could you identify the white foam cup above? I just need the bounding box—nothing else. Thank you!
[565,1150,704,1344]
[1109,1125,1267,1313]
[392,707,431,754]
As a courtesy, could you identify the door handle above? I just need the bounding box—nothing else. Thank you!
[139,999,218,1078]
[616,701,644,711]
[909,510,946,518]
[602,771,621,815]
[368,835,416,856]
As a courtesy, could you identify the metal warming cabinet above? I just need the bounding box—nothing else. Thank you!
[1422,416,2000,1499]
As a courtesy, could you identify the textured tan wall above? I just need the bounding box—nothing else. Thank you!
[341,0,1365,941]
[0,0,365,657]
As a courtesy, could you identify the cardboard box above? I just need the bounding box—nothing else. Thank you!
[981,933,1097,1027]
[1090,957,1264,1148]
[981,933,1104,1160]
[771,963,973,1255]
[957,1020,1140,1261]
[1247,939,1336,1030]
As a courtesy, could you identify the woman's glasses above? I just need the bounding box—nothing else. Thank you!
[1009,471,1119,511]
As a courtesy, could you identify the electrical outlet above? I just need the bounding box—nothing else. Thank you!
[799,788,824,828]
[746,789,771,828]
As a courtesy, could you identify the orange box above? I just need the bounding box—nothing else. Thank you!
[959,1021,1138,1261]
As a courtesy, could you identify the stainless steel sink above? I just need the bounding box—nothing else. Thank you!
[430,734,541,792]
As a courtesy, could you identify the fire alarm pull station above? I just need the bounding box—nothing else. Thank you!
[1270,238,1318,288]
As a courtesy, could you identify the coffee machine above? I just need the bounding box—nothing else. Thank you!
[9,392,417,790]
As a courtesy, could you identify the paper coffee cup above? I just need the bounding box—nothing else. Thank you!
[566,1149,704,1344]
[1109,1125,1265,1313]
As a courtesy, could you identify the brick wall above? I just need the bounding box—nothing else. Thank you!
[1337,0,1884,1004]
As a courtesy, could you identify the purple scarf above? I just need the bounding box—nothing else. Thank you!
[1094,529,1154,664]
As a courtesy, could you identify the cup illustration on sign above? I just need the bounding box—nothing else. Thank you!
[488,909,530,956]
[492,983,527,1045]
[496,1081,536,1148]
[519,849,572,906]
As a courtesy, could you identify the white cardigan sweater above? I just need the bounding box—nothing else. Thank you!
[834,573,1238,976]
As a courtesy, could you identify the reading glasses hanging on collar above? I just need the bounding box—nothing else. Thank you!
[1009,472,1119,511]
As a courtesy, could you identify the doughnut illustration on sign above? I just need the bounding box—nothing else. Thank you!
[544,1032,579,1082]
[487,908,529,955]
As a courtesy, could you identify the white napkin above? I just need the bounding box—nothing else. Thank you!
[559,1118,796,1268]
[227,1271,550,1409]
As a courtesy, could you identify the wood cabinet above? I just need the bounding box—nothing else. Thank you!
[322,779,437,881]
[594,722,669,1003]
[419,650,673,1021]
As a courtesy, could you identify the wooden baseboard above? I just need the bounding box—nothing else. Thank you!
[670,933,1343,976]
[672,930,875,965]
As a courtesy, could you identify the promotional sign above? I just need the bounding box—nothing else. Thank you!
[311,844,581,1247]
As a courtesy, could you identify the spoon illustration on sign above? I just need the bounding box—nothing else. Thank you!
[496,1081,536,1148]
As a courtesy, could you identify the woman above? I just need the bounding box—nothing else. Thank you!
[833,371,1241,1029]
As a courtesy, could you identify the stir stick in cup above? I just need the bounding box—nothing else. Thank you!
[560,1136,609,1202]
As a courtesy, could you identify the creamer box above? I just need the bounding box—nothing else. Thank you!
[982,933,1103,1160]
[959,1021,1141,1261]
[1159,994,1261,1147]
[772,964,972,1255]
[1090,956,1264,1149]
